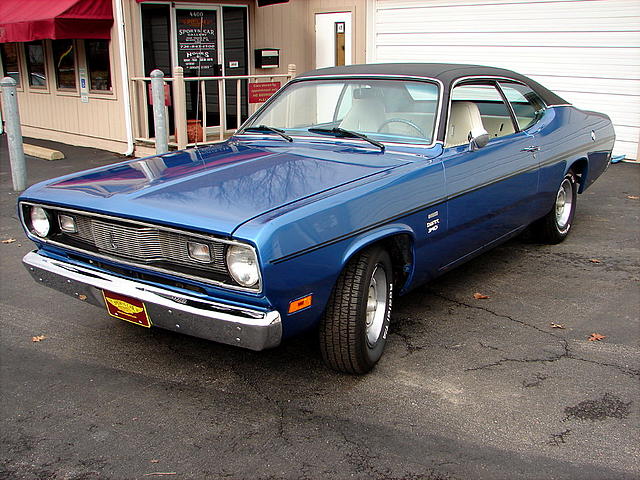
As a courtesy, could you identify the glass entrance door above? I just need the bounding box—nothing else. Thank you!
[175,7,221,129]
[140,4,248,140]
[141,3,174,136]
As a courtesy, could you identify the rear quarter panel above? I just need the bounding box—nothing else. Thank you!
[534,106,615,210]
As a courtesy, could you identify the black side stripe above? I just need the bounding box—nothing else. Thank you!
[270,197,447,264]
[270,139,614,264]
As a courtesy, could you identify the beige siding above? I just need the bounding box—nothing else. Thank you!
[3,0,129,153]
[252,0,368,76]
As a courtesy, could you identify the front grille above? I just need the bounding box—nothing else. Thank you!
[20,203,245,288]
[72,216,227,272]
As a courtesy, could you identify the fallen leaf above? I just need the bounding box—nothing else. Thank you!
[589,259,602,263]
[150,459,160,464]
[473,292,490,299]
[31,335,46,342]
[588,333,606,342]
[627,195,639,200]
[78,294,87,301]
[1,238,16,244]
[550,323,565,329]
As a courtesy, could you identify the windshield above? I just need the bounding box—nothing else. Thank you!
[241,79,439,145]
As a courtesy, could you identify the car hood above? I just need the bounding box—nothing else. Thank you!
[20,139,416,236]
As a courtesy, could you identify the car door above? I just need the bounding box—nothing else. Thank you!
[438,81,539,271]
[498,80,554,221]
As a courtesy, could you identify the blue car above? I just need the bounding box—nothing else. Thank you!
[18,64,615,374]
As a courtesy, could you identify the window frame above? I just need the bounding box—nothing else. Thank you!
[52,39,78,91]
[0,42,23,89]
[446,79,520,146]
[24,40,49,91]
[239,76,443,148]
[496,81,547,131]
[84,39,113,94]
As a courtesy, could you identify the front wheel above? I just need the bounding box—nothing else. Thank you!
[532,170,578,244]
[319,246,393,374]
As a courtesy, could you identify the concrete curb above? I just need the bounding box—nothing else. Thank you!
[24,144,64,161]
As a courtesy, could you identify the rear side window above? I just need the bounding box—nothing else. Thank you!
[499,82,546,130]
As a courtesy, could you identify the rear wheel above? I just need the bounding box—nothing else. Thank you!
[533,170,578,244]
[319,246,393,374]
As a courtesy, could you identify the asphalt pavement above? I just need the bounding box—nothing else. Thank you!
[1,136,639,479]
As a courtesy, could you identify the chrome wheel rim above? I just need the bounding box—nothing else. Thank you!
[365,265,388,347]
[555,178,573,230]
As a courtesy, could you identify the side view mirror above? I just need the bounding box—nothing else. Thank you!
[468,128,490,151]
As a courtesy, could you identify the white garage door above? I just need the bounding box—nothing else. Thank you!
[369,0,640,159]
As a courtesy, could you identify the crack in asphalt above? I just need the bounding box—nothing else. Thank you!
[548,429,572,446]
[226,366,291,448]
[391,326,429,356]
[396,291,639,378]
[522,372,549,388]
[337,428,456,480]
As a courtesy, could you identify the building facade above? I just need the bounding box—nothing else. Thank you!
[1,0,638,159]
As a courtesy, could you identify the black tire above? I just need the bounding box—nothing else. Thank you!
[532,170,578,244]
[319,246,393,374]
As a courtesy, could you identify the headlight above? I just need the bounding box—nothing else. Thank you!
[226,244,259,287]
[30,206,51,237]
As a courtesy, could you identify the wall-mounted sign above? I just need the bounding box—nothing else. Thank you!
[176,9,217,76]
[248,81,281,103]
[79,67,89,103]
[254,48,279,69]
[335,22,346,66]
[147,83,172,107]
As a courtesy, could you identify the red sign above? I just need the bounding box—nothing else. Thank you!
[102,290,151,328]
[148,83,172,107]
[249,81,281,103]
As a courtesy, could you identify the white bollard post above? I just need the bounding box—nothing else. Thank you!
[1,77,26,191]
[150,70,168,154]
[172,67,188,150]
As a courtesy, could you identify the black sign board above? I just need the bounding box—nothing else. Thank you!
[176,9,217,76]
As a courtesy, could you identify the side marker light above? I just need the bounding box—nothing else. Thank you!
[288,295,312,314]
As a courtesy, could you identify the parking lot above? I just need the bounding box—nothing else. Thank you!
[1,139,638,479]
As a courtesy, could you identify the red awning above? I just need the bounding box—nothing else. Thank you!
[0,0,113,43]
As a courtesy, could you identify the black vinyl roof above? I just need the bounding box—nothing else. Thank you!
[297,63,567,106]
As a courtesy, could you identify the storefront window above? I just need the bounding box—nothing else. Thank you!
[52,40,76,89]
[0,43,21,87]
[25,41,47,87]
[85,40,112,91]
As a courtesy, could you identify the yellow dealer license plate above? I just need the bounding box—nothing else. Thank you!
[102,290,151,328]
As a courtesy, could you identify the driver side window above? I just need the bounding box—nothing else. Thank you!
[446,83,517,147]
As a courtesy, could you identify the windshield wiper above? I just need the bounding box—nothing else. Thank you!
[243,125,293,142]
[308,127,385,151]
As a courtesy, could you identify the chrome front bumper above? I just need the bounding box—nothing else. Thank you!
[23,251,282,351]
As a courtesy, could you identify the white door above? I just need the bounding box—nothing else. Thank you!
[315,12,353,69]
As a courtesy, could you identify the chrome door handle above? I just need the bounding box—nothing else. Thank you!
[521,146,540,152]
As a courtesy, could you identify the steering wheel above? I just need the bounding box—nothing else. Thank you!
[377,118,426,138]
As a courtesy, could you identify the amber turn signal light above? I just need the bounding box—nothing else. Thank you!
[288,294,312,314]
